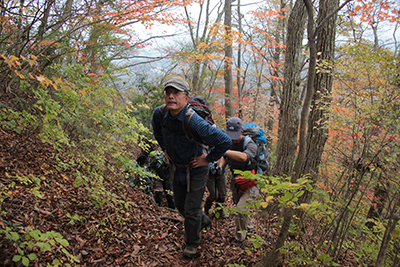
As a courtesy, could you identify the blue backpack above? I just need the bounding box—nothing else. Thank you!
[242,122,270,174]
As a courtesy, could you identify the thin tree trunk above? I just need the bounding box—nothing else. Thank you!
[224,0,234,118]
[375,193,400,267]
[237,0,243,118]
[291,0,316,181]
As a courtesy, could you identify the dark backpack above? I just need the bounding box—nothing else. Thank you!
[242,122,270,174]
[148,151,168,172]
[187,96,215,126]
[157,95,215,148]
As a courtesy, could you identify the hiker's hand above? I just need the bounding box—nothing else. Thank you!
[190,152,209,168]
[210,162,222,175]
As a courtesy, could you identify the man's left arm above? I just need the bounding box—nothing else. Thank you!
[191,115,232,162]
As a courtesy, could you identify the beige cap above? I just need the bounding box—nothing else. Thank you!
[164,76,190,93]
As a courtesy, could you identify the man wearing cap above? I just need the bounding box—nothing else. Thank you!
[151,75,231,258]
[220,116,260,247]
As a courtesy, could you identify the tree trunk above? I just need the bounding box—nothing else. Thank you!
[224,0,234,118]
[366,185,387,229]
[297,0,340,207]
[236,0,243,118]
[254,1,307,265]
[270,0,307,177]
[291,0,317,182]
[375,193,400,267]
[266,0,285,149]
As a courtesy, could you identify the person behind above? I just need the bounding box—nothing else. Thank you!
[220,117,260,247]
[132,154,153,198]
[148,150,176,210]
[204,159,228,219]
[151,75,231,259]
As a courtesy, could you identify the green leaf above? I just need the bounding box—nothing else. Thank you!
[53,258,61,265]
[28,253,37,260]
[10,231,19,241]
[281,192,292,202]
[253,241,261,248]
[12,255,22,262]
[294,190,304,198]
[22,256,29,266]
[37,242,51,251]
[57,237,69,246]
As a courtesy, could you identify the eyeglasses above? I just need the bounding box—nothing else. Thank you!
[164,90,185,96]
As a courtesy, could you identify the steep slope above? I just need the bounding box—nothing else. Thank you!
[0,128,274,266]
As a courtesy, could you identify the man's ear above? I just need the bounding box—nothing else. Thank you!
[185,94,190,103]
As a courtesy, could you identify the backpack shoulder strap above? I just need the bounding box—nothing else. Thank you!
[183,108,209,150]
[158,104,167,126]
[242,135,252,151]
[183,107,195,141]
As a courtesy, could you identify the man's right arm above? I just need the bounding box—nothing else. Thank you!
[225,150,248,162]
[151,107,165,150]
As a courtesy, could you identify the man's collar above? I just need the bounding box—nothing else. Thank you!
[167,105,188,121]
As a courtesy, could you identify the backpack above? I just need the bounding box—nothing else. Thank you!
[148,151,169,173]
[148,150,170,181]
[242,122,270,174]
[234,169,257,190]
[187,96,215,126]
[157,95,215,148]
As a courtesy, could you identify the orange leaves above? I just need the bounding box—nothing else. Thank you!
[0,54,20,70]
[248,8,284,20]
[0,53,63,91]
[351,0,400,24]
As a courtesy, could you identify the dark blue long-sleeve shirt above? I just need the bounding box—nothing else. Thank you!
[151,105,231,185]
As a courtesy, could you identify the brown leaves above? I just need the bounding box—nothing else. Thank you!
[0,127,276,266]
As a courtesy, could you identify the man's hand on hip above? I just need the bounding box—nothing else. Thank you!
[190,152,209,169]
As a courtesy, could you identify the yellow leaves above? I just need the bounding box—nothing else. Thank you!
[36,75,58,91]
[260,195,274,208]
[126,101,136,112]
[14,70,25,79]
[299,203,309,210]
[61,174,69,181]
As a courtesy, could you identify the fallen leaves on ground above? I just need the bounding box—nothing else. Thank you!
[0,128,276,266]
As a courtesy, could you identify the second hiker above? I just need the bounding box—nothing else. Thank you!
[220,116,260,247]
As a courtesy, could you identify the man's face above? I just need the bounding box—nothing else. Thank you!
[164,87,190,114]
[231,132,243,143]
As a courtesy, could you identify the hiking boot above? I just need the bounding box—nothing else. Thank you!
[231,239,244,247]
[183,246,197,259]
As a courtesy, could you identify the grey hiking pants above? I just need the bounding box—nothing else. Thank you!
[231,183,260,242]
[173,168,211,248]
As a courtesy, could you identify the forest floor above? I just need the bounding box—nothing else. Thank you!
[0,127,279,266]
[0,125,359,266]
